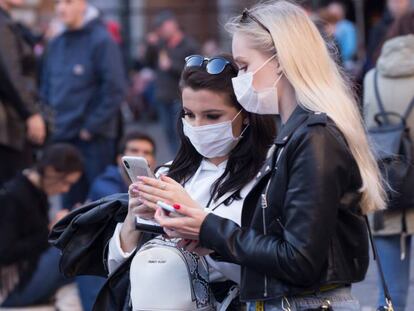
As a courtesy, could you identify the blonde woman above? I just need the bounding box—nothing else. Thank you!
[138,1,386,310]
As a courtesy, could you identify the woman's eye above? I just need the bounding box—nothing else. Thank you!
[206,114,221,120]
[239,66,247,72]
[183,112,195,119]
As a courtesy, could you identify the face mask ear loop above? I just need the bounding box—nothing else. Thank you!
[231,109,249,139]
[231,109,244,122]
[253,53,277,75]
[273,73,283,87]
[238,123,250,138]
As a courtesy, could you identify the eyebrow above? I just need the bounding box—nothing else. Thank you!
[183,108,225,114]
[202,109,225,113]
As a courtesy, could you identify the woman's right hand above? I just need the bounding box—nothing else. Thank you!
[124,182,156,229]
[119,183,156,253]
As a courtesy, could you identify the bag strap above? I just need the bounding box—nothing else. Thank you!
[403,94,414,121]
[374,69,414,123]
[364,216,394,310]
[373,70,389,124]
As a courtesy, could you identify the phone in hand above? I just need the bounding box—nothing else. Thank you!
[122,156,154,183]
[135,216,164,234]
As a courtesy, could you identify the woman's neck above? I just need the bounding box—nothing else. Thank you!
[207,155,228,166]
[278,78,298,124]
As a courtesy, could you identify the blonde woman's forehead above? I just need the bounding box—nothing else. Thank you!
[232,32,268,63]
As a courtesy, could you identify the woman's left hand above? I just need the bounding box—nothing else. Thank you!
[154,204,208,241]
[136,175,201,211]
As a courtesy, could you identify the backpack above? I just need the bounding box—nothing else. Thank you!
[367,70,414,210]
[129,236,216,311]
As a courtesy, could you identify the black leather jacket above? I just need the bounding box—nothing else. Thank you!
[199,106,369,301]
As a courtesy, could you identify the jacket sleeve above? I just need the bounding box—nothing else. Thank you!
[0,24,38,119]
[199,126,350,286]
[83,37,126,134]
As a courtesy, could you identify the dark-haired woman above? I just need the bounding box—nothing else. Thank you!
[0,143,83,307]
[107,54,276,309]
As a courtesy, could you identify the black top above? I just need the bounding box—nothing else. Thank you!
[0,174,49,291]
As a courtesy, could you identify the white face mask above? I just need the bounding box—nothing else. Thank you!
[232,54,283,115]
[182,110,248,158]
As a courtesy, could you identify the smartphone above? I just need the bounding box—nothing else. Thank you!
[135,216,164,234]
[122,156,155,183]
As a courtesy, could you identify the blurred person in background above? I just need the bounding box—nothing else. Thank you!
[364,11,414,311]
[41,0,127,210]
[0,143,83,308]
[316,6,344,67]
[327,1,357,68]
[201,39,221,58]
[366,0,412,70]
[0,0,46,184]
[88,131,156,202]
[144,10,198,154]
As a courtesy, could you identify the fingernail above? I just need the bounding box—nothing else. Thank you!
[173,204,181,210]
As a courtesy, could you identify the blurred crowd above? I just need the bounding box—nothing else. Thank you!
[0,0,413,310]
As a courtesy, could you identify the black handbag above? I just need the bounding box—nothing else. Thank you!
[368,70,414,211]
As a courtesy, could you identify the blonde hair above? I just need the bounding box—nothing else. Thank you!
[226,0,386,214]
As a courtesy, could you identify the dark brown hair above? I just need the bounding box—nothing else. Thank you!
[35,143,83,176]
[118,131,156,155]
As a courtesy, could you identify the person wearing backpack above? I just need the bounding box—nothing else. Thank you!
[363,12,414,311]
[108,54,276,310]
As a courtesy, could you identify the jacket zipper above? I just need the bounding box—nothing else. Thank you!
[261,179,272,298]
[260,147,284,299]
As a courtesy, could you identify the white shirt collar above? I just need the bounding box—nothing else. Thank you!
[199,159,228,172]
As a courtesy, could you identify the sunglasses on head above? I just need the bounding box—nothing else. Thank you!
[240,8,271,34]
[184,55,235,75]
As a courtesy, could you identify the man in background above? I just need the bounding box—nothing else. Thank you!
[41,0,126,209]
[327,1,357,67]
[88,131,157,202]
[0,0,46,184]
[145,10,198,154]
[366,0,412,69]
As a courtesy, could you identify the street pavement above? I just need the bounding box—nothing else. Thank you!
[128,120,414,310]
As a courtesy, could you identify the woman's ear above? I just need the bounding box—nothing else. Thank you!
[275,58,283,75]
[241,111,249,125]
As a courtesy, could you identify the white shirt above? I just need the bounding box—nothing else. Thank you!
[107,159,256,284]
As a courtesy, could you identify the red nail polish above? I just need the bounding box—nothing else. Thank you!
[173,204,181,210]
